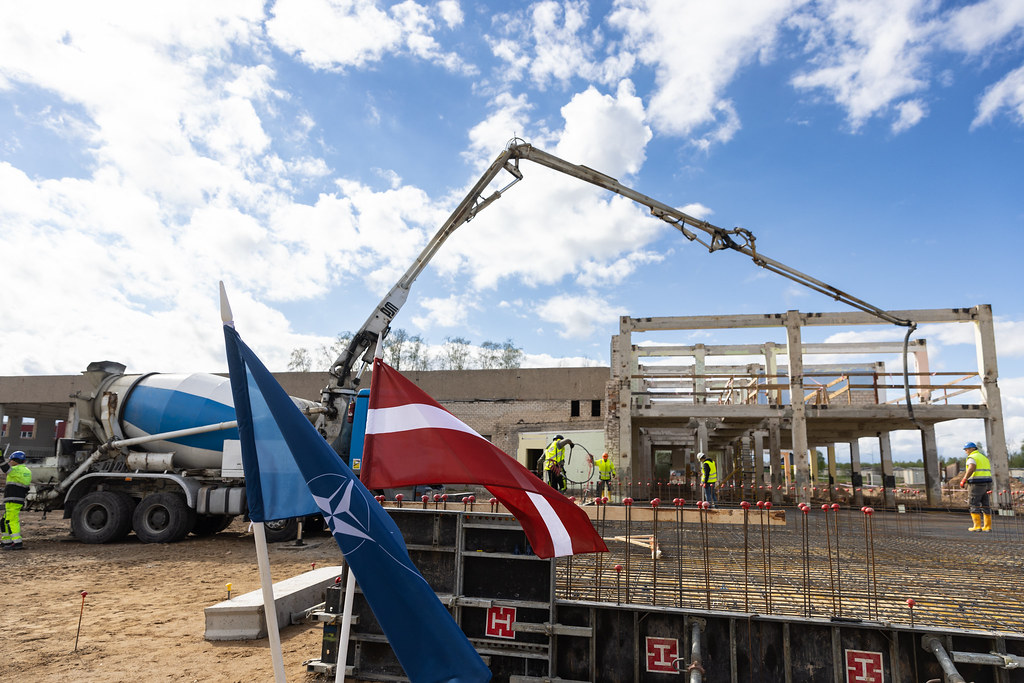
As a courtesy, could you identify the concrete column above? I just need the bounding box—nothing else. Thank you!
[878,432,896,508]
[974,304,1010,508]
[697,420,708,455]
[769,420,783,504]
[613,327,634,483]
[763,342,781,405]
[785,311,810,503]
[850,440,864,508]
[827,444,837,502]
[694,345,707,404]
[920,423,942,506]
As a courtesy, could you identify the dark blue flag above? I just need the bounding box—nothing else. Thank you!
[223,323,490,683]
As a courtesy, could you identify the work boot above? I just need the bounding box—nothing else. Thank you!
[8,542,23,550]
[982,514,993,532]
[968,513,983,531]
[0,542,11,550]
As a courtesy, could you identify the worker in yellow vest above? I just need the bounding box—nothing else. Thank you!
[699,452,717,508]
[596,452,616,499]
[1,450,32,550]
[543,435,572,493]
[958,442,993,532]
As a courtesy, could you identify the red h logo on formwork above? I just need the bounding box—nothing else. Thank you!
[485,606,516,639]
[646,637,680,674]
[846,649,884,683]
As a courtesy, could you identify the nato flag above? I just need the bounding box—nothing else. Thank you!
[223,323,490,682]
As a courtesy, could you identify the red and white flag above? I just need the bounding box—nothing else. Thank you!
[361,358,607,559]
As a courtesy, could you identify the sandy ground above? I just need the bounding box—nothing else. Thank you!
[1,510,341,683]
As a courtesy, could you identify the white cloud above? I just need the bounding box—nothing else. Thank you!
[609,0,798,141]
[892,98,927,133]
[266,0,472,74]
[488,1,634,89]
[411,293,479,329]
[788,0,932,131]
[972,64,1024,129]
[536,293,626,338]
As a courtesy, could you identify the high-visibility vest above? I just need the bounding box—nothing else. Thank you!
[702,460,718,485]
[597,458,616,480]
[544,441,564,471]
[967,450,992,480]
[1,463,32,504]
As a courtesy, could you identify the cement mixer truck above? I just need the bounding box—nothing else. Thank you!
[31,360,325,544]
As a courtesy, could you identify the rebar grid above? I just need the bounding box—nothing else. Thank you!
[558,506,1024,632]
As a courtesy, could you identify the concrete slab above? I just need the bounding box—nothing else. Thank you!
[204,565,344,641]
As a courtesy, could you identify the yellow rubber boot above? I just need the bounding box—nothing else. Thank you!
[982,514,992,532]
[968,513,982,531]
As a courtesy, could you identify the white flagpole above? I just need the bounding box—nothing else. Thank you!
[335,336,385,683]
[220,282,286,683]
[335,564,356,683]
[254,521,288,683]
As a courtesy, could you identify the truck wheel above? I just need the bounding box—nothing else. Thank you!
[262,517,298,543]
[132,492,195,543]
[191,514,235,537]
[71,491,134,544]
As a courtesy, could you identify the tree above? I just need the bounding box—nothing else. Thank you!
[477,341,502,369]
[438,336,471,370]
[287,348,312,372]
[384,328,409,370]
[499,338,524,369]
[404,334,432,370]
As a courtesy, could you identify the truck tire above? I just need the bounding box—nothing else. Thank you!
[191,514,235,537]
[132,492,195,543]
[71,491,134,544]
[262,517,298,543]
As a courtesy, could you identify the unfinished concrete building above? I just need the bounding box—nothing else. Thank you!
[607,304,1010,508]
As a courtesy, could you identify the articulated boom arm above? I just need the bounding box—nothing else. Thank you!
[316,139,912,446]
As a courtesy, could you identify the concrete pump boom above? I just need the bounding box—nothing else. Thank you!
[315,139,914,454]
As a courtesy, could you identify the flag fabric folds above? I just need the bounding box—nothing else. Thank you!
[223,324,490,683]
[361,358,607,559]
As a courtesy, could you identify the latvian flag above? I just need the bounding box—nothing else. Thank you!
[360,358,607,559]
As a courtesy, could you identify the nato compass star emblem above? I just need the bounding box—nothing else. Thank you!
[308,473,373,554]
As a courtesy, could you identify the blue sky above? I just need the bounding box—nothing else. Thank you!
[1,1,1023,462]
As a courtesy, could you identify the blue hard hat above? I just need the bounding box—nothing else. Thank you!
[9,451,26,461]
[963,442,977,450]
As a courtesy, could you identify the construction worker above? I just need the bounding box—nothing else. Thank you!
[699,452,717,508]
[1,450,31,550]
[596,452,616,499]
[544,435,572,492]
[959,442,993,532]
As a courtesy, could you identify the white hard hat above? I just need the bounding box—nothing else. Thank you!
[697,452,705,459]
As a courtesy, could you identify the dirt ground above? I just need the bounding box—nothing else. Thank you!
[1,510,342,683]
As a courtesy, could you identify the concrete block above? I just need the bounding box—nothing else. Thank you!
[204,565,344,641]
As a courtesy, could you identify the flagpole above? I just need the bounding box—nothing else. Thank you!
[254,522,287,682]
[221,282,286,683]
[335,564,356,683]
[334,338,386,683]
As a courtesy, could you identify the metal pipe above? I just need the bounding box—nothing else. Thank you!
[688,619,705,683]
[922,636,966,683]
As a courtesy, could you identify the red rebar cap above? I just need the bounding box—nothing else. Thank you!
[831,503,840,510]
[81,591,88,597]
[602,497,609,504]
[490,498,498,506]
[614,564,623,572]
[740,501,751,510]
[764,502,772,510]
[441,494,449,501]
[906,598,916,607]
[863,507,874,515]
[461,496,469,504]
[335,577,342,584]
[756,500,764,509]
[422,495,429,503]
[821,504,829,511]
[623,498,634,506]
[395,493,404,501]
[433,494,441,502]
[469,495,476,503]
[651,498,661,508]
